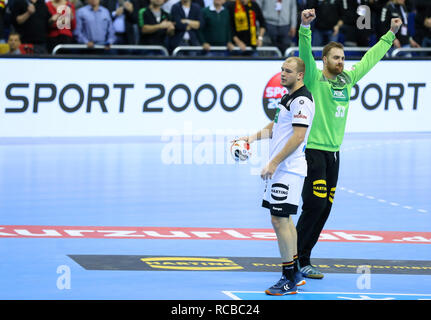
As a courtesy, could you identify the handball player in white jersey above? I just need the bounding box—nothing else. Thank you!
[236,57,315,295]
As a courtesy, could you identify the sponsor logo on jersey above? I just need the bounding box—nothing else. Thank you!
[331,87,349,102]
[293,110,307,119]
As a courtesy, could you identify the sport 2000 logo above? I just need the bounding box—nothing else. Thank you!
[262,72,287,120]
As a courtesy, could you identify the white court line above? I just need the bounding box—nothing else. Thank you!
[221,291,242,300]
[221,291,431,300]
[339,186,428,214]
[339,140,428,213]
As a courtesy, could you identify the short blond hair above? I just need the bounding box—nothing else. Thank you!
[285,57,305,74]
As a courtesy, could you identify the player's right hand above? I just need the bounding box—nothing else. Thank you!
[301,9,316,26]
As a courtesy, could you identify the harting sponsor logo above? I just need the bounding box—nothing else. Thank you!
[271,183,289,201]
[140,257,244,271]
[313,179,327,198]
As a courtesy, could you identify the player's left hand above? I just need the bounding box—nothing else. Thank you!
[390,18,402,34]
[260,161,277,180]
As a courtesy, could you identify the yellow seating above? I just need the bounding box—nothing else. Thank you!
[0,43,10,54]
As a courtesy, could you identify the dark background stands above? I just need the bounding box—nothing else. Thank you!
[379,0,419,51]
[413,0,431,51]
[46,0,77,53]
[226,0,266,48]
[102,0,138,44]
[0,0,5,42]
[308,0,343,46]
[169,0,202,50]
[11,0,50,53]
[339,0,373,46]
[138,0,174,48]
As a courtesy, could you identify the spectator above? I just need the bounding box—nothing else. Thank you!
[169,0,202,53]
[6,31,22,53]
[74,0,116,51]
[255,0,296,54]
[102,0,138,44]
[413,4,431,54]
[380,0,420,55]
[339,0,373,47]
[10,0,51,53]
[46,0,77,53]
[199,0,234,56]
[138,0,174,51]
[308,0,343,46]
[226,0,266,55]
[368,0,385,45]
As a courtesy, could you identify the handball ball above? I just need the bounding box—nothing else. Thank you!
[231,140,251,161]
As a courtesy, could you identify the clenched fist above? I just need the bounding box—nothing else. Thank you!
[301,9,316,26]
[390,18,402,34]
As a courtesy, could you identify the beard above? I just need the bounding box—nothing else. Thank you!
[327,63,344,75]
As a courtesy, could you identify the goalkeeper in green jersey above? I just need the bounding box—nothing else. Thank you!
[295,8,402,279]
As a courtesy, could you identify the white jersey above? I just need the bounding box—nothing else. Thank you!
[269,85,315,177]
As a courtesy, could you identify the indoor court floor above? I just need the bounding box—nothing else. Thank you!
[1,132,430,300]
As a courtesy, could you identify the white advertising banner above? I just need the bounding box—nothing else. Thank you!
[0,58,430,137]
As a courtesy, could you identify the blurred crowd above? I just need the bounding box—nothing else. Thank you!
[0,0,430,55]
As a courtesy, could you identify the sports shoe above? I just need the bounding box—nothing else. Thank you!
[295,271,306,286]
[265,275,297,296]
[300,265,324,279]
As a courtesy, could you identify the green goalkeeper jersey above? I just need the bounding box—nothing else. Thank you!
[298,25,395,152]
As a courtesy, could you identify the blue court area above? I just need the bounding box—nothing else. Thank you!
[0,132,430,300]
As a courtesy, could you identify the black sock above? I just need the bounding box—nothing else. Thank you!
[282,261,295,281]
[299,256,311,268]
[293,255,299,272]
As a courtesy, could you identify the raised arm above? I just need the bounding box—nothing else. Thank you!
[347,18,401,85]
[298,9,319,88]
